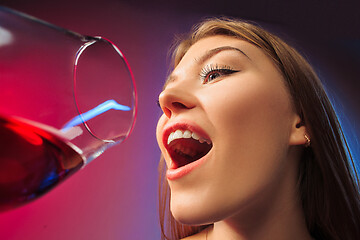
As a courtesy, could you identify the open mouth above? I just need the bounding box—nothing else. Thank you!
[166,129,212,169]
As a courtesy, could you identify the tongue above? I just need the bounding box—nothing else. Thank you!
[169,138,212,168]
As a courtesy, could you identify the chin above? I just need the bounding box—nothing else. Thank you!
[170,200,223,226]
[170,202,205,225]
[172,211,210,226]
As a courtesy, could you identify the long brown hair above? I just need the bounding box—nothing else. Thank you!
[158,17,360,240]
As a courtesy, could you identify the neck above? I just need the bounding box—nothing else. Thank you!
[209,200,311,240]
[208,153,312,240]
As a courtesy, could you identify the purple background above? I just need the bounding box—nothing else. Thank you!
[0,1,359,239]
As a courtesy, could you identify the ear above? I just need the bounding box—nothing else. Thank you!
[289,114,308,146]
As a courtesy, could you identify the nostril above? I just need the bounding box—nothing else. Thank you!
[162,106,172,118]
[162,102,190,118]
[172,102,188,109]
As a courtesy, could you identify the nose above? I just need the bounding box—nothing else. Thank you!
[158,85,197,118]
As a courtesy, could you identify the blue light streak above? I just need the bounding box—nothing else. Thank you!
[62,99,130,132]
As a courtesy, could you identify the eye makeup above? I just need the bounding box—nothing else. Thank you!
[199,64,239,83]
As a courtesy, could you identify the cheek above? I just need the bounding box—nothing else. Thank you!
[206,76,293,143]
[192,78,295,218]
[208,78,293,174]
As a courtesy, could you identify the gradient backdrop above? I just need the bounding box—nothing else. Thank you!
[0,1,359,239]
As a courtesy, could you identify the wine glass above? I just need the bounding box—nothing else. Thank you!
[0,7,137,212]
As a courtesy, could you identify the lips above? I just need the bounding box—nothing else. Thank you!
[162,121,213,179]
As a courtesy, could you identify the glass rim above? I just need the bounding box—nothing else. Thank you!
[72,36,138,143]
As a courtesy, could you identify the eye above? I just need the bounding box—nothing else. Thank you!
[200,64,239,83]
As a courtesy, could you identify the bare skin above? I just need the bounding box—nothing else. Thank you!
[157,36,312,240]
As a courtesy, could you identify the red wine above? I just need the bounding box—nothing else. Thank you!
[0,115,84,212]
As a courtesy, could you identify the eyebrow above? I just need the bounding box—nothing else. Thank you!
[163,46,250,89]
[197,46,250,64]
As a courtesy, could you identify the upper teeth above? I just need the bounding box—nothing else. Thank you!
[167,129,211,145]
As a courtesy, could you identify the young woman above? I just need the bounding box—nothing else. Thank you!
[156,17,360,240]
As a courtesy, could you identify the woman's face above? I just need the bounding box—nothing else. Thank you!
[156,35,302,225]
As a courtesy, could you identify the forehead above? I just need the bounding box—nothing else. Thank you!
[178,35,262,65]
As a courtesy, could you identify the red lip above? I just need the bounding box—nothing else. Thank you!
[161,120,212,180]
[166,154,209,180]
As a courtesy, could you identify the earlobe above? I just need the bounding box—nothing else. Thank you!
[289,115,310,146]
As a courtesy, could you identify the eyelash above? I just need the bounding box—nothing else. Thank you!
[199,64,239,83]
